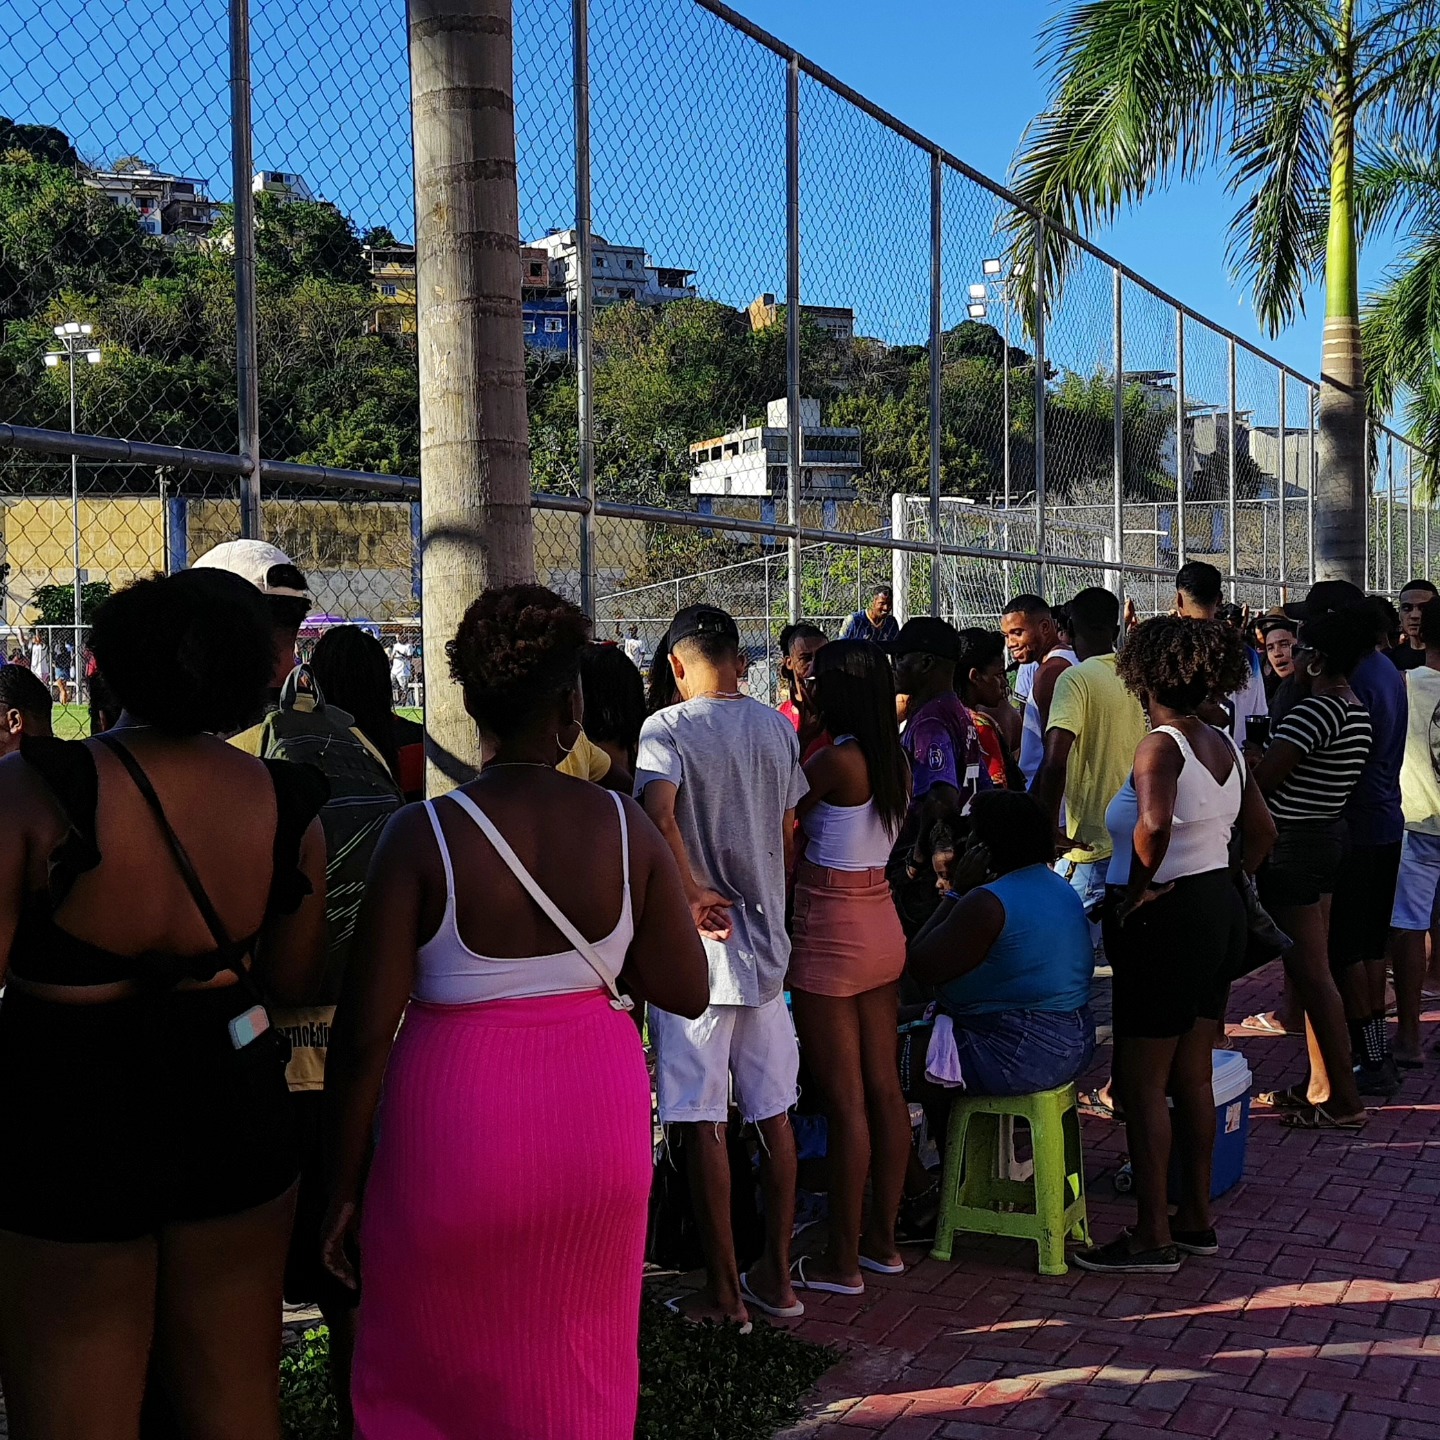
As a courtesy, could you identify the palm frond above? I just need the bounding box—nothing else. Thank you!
[1353,138,1440,244]
[1355,7,1440,146]
[1225,52,1332,335]
[1361,231,1440,488]
[1005,0,1325,322]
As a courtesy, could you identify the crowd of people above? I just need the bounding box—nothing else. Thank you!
[0,551,1436,1438]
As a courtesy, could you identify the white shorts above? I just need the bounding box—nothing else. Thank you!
[650,994,800,1125]
[1391,831,1440,931]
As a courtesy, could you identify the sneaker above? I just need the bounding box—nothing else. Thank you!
[1169,1227,1219,1257]
[1355,1057,1401,1099]
[1073,1236,1182,1275]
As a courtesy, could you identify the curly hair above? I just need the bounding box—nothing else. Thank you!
[446,584,591,739]
[1116,615,1250,713]
[88,569,274,735]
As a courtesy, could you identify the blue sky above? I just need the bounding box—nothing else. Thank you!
[0,0,1404,395]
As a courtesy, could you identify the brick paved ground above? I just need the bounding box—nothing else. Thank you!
[772,969,1440,1440]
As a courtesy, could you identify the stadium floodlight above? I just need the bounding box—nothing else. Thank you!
[968,283,987,300]
[43,353,61,367]
[981,257,1004,277]
[85,349,102,364]
[967,301,987,319]
[63,320,81,334]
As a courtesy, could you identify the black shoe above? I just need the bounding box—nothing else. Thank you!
[1073,1236,1182,1274]
[1169,1227,1219,1256]
[1355,1057,1401,1098]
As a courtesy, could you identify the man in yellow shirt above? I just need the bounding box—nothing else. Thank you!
[1031,587,1148,928]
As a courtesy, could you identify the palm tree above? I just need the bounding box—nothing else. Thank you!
[410,0,535,793]
[1010,0,1440,585]
[1358,144,1440,490]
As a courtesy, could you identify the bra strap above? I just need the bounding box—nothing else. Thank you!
[443,790,631,1011]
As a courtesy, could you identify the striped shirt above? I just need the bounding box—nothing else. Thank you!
[1269,694,1373,822]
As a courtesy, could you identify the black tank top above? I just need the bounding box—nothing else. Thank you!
[8,735,327,989]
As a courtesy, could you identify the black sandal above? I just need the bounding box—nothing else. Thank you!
[1257,1081,1310,1112]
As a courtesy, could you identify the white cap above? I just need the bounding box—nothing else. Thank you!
[191,539,310,600]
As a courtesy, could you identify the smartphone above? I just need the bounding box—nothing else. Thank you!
[228,1004,271,1051]
[1245,715,1271,749]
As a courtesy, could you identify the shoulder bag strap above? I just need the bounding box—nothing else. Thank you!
[445,790,632,1010]
[95,734,235,954]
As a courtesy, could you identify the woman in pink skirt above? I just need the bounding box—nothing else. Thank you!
[322,585,708,1439]
[787,640,913,1297]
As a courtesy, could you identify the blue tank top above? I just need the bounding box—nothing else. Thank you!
[939,863,1093,1016]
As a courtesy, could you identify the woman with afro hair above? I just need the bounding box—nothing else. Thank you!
[1074,616,1275,1275]
[322,584,707,1439]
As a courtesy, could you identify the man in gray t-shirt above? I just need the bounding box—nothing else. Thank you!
[636,604,807,1329]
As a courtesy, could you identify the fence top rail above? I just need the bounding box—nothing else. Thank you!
[697,0,1323,392]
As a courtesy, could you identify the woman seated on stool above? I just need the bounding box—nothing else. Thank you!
[908,790,1096,1097]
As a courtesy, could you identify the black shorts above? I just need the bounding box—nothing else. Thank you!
[0,988,298,1243]
[283,1089,358,1312]
[1258,818,1347,909]
[1327,839,1403,968]
[1103,870,1245,1041]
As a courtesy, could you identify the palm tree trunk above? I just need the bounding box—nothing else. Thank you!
[410,0,535,795]
[1315,24,1366,586]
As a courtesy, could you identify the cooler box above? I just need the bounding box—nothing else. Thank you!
[1168,1049,1252,1201]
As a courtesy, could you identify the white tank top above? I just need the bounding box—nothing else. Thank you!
[414,788,634,1005]
[1105,725,1243,886]
[1018,646,1078,784]
[799,736,899,870]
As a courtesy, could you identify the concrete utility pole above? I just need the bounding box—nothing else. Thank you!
[409,0,535,795]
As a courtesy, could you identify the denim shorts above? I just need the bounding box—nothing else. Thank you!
[943,1006,1096,1097]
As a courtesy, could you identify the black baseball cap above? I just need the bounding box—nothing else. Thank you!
[1282,579,1364,622]
[668,604,740,646]
[880,616,962,661]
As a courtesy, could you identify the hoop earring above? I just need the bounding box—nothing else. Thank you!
[1306,660,1324,677]
[556,730,578,757]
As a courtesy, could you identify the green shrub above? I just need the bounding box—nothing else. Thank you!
[280,1301,835,1440]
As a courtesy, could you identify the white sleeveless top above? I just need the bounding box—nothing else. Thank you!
[800,737,897,869]
[414,788,634,1005]
[1105,725,1243,887]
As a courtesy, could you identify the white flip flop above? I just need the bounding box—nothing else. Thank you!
[664,1295,753,1335]
[739,1271,806,1317]
[789,1255,864,1296]
[858,1254,905,1276]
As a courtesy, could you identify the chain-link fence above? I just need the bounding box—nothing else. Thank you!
[0,0,1431,712]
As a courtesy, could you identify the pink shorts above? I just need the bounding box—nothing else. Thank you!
[788,860,906,998]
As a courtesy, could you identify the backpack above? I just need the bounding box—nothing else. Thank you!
[256,665,403,1002]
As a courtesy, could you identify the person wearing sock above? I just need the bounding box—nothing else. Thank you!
[1390,598,1440,1068]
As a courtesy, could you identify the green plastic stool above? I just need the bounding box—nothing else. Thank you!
[929,1082,1090,1276]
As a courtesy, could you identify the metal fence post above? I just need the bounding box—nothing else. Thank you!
[1112,266,1124,601]
[1277,374,1287,596]
[1386,434,1394,594]
[928,149,942,616]
[1406,443,1415,578]
[1226,337,1237,599]
[1308,386,1317,585]
[1175,311,1186,568]
[573,0,596,618]
[230,0,261,540]
[1033,217,1047,597]
[785,52,802,624]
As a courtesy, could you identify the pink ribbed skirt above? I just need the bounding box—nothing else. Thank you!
[352,991,653,1440]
